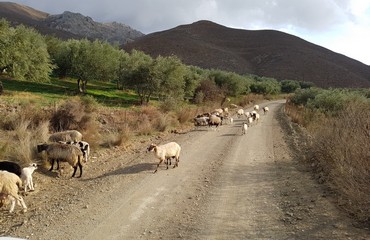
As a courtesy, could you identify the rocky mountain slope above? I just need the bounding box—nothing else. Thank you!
[0,2,144,44]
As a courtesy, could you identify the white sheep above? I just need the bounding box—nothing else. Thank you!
[254,104,260,111]
[237,109,244,118]
[48,130,83,143]
[208,115,223,129]
[244,111,251,118]
[147,142,181,173]
[21,163,37,193]
[241,122,248,135]
[0,170,27,213]
[37,143,84,178]
[247,116,254,127]
[263,106,269,114]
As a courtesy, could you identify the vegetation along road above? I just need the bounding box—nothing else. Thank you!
[2,100,369,239]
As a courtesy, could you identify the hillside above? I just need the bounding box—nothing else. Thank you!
[124,20,370,88]
[0,2,144,44]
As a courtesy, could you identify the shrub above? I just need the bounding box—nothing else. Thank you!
[310,102,370,222]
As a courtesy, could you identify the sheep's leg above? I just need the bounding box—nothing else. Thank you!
[49,159,55,171]
[9,196,16,213]
[153,159,163,173]
[71,166,78,178]
[77,161,83,178]
[17,196,27,212]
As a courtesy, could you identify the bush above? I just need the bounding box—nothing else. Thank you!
[310,102,370,222]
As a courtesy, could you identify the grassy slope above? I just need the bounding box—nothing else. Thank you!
[0,77,139,107]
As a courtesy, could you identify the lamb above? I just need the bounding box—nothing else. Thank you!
[21,163,38,193]
[147,142,181,173]
[208,115,223,129]
[254,104,260,111]
[263,106,269,114]
[48,130,83,143]
[0,170,27,213]
[0,161,22,177]
[241,122,248,135]
[37,143,84,178]
[58,141,90,163]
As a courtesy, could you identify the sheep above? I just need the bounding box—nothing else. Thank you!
[253,112,260,124]
[237,109,244,118]
[58,141,90,163]
[147,142,181,173]
[241,122,248,135]
[0,161,22,177]
[247,116,254,127]
[48,130,83,143]
[0,170,27,213]
[244,111,251,118]
[37,143,84,178]
[263,106,269,114]
[208,114,223,129]
[194,116,210,126]
[254,104,260,111]
[21,163,38,193]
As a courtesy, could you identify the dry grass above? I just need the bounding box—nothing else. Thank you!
[286,99,370,223]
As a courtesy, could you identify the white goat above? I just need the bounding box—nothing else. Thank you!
[0,170,27,213]
[147,142,181,173]
[21,163,37,193]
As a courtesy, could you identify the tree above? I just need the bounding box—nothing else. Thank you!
[68,39,122,93]
[280,80,301,93]
[250,77,281,95]
[119,50,158,104]
[0,20,53,82]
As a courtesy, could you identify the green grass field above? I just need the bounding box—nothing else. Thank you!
[0,77,139,107]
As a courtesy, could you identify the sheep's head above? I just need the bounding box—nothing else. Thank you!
[29,163,38,169]
[37,143,48,153]
[147,144,157,152]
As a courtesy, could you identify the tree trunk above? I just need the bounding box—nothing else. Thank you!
[0,80,3,95]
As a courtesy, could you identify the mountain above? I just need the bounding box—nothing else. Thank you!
[124,20,370,88]
[0,2,144,44]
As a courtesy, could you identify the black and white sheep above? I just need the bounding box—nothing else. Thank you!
[48,130,83,143]
[37,143,84,178]
[21,163,38,193]
[0,170,27,213]
[147,142,181,173]
[0,161,22,177]
[58,141,90,163]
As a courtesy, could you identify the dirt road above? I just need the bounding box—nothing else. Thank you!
[2,100,369,239]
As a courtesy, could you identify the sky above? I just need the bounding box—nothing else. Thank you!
[6,0,370,65]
